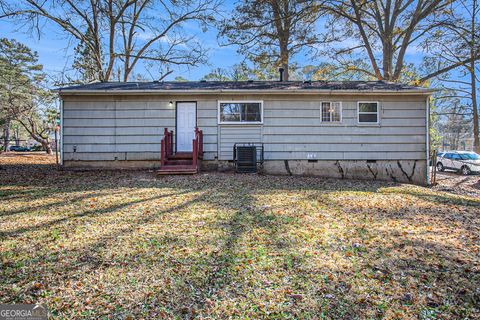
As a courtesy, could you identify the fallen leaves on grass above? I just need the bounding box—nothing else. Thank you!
[0,154,479,319]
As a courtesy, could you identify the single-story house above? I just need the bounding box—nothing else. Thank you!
[57,80,433,185]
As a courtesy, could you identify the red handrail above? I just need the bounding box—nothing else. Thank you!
[163,128,173,157]
[161,138,166,166]
[161,128,174,166]
[192,137,198,169]
[192,127,203,169]
[194,127,203,160]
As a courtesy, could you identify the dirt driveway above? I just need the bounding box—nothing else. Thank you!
[433,170,480,198]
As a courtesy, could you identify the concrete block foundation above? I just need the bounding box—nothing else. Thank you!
[64,159,427,185]
[201,159,427,186]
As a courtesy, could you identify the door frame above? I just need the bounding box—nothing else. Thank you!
[175,101,197,153]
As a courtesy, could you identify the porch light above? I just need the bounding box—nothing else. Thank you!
[169,101,173,107]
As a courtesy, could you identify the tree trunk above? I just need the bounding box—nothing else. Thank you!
[42,141,52,154]
[471,59,479,153]
[471,0,479,153]
[13,127,20,145]
[3,119,10,152]
[383,41,393,81]
[280,41,289,81]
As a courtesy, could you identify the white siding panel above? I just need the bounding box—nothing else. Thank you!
[63,135,116,144]
[264,151,425,160]
[219,125,262,160]
[63,101,115,110]
[264,134,426,144]
[62,95,427,163]
[263,126,425,135]
[262,98,426,160]
[64,118,115,127]
[265,143,425,152]
[63,127,116,136]
[64,110,116,119]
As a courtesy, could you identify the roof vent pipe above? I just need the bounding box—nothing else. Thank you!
[279,68,284,82]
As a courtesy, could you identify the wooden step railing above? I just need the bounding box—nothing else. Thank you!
[161,127,202,170]
[160,128,173,166]
[192,127,203,169]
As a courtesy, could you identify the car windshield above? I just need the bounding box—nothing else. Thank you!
[459,153,480,160]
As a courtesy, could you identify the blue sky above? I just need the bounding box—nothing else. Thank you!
[0,4,460,83]
[0,18,238,81]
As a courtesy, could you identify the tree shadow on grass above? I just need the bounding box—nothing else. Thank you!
[1,190,209,307]
[3,168,479,317]
[0,189,129,218]
[0,190,192,239]
[382,188,480,207]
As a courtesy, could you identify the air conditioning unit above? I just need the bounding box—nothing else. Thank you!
[234,145,257,173]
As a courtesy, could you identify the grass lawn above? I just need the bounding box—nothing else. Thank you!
[1,154,479,319]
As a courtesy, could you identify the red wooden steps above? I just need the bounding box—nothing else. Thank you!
[158,153,197,174]
[159,128,203,175]
[157,165,198,175]
[168,152,193,160]
[164,159,193,166]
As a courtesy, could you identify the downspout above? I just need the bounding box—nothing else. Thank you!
[426,96,430,186]
[60,99,64,166]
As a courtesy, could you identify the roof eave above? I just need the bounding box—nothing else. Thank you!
[57,89,435,96]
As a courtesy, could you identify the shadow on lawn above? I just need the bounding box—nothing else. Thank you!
[382,188,480,207]
[0,190,192,238]
[2,163,479,317]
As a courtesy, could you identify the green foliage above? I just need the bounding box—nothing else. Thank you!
[0,38,45,108]
[72,28,102,83]
[174,76,189,82]
[0,38,56,152]
[429,98,442,151]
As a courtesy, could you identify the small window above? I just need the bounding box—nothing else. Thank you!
[358,101,379,124]
[219,101,262,124]
[321,102,342,122]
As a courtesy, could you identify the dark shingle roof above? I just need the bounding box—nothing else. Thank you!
[58,80,432,94]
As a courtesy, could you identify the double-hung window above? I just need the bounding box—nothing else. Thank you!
[321,101,342,123]
[357,101,380,124]
[218,101,263,124]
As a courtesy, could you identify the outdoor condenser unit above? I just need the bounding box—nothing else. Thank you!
[234,145,257,173]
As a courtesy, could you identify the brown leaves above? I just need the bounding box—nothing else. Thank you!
[1,153,479,319]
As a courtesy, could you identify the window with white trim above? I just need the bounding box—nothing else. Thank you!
[357,101,379,124]
[219,101,262,123]
[321,101,342,122]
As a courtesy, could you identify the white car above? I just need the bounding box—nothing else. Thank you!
[436,151,480,175]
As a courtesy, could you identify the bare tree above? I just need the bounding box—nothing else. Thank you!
[3,0,219,82]
[321,0,480,83]
[15,98,57,154]
[425,0,480,152]
[218,0,324,81]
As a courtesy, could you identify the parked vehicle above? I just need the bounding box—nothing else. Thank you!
[436,151,480,175]
[30,145,44,151]
[7,145,31,152]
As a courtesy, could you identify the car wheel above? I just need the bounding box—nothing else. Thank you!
[461,166,471,175]
[436,162,444,172]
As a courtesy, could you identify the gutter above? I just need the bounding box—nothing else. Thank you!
[60,99,64,166]
[426,96,431,186]
[57,89,436,96]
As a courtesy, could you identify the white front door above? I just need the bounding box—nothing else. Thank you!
[176,102,196,152]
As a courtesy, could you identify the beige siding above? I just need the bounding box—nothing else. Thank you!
[62,94,427,163]
[218,126,262,160]
[63,100,175,161]
[197,100,218,160]
[262,99,426,160]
